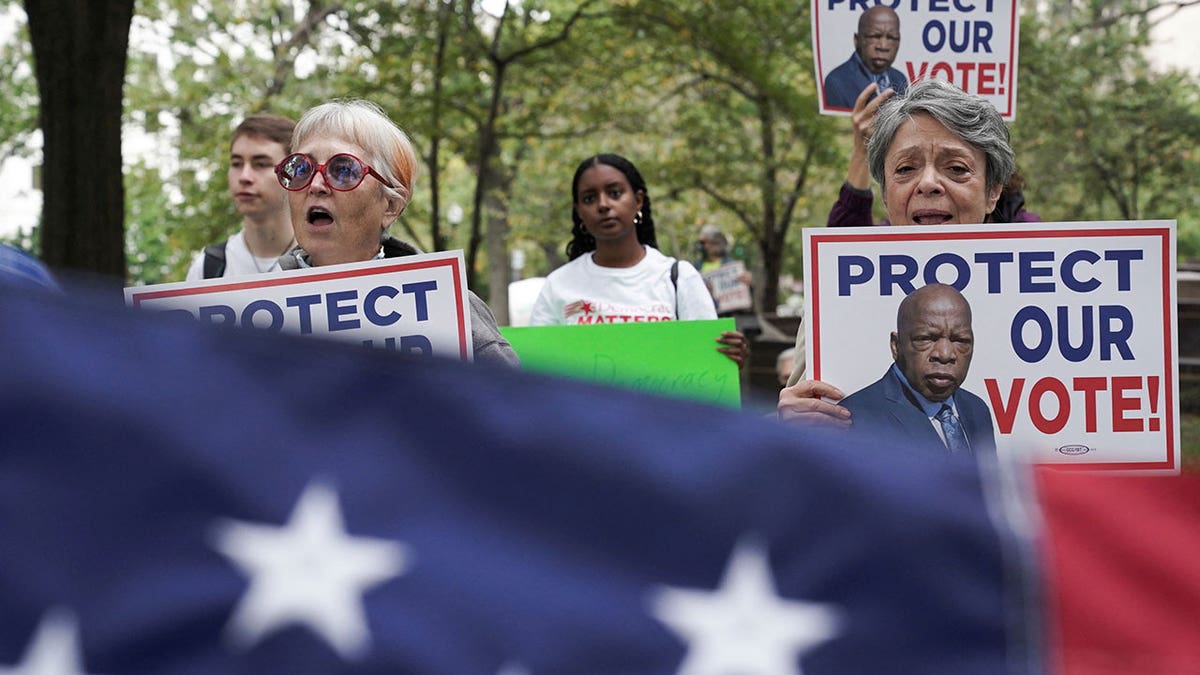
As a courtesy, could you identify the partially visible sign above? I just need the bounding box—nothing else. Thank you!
[501,319,740,408]
[125,251,474,361]
[702,261,753,313]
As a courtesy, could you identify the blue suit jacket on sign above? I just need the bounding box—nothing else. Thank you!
[823,54,909,109]
[842,367,997,458]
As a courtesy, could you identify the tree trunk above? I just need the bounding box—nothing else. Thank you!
[757,100,781,311]
[759,233,784,314]
[484,166,514,325]
[24,0,133,281]
[425,0,454,254]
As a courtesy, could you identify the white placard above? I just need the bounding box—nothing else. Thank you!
[126,250,474,361]
[702,261,754,313]
[804,221,1180,472]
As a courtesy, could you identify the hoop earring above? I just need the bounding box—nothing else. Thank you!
[634,211,643,227]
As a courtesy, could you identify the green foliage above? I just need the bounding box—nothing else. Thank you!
[0,2,40,255]
[0,3,37,160]
[601,0,843,306]
[1183,411,1200,471]
[122,0,331,282]
[0,224,38,255]
[1013,3,1200,254]
[8,0,1200,289]
[124,160,192,285]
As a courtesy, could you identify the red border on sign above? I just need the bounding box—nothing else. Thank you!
[129,257,471,361]
[814,1,1019,118]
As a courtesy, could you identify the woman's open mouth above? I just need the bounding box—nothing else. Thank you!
[911,210,954,225]
[307,207,334,227]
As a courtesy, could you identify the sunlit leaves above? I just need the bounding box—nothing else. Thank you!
[1013,0,1200,254]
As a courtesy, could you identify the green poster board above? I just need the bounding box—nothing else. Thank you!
[499,319,740,408]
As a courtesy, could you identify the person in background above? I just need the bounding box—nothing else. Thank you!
[695,224,733,274]
[187,115,297,280]
[788,79,1041,390]
[780,78,1015,425]
[273,99,518,367]
[694,224,758,343]
[775,347,796,389]
[529,153,749,368]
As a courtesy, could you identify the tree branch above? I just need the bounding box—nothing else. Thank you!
[779,139,817,230]
[264,1,343,100]
[1086,0,1200,30]
[693,179,754,230]
[495,0,601,65]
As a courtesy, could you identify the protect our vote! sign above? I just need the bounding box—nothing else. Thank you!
[813,0,1019,119]
[125,250,474,361]
[804,221,1180,472]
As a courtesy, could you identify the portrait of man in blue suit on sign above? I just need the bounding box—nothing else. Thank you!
[841,283,996,457]
[824,5,909,110]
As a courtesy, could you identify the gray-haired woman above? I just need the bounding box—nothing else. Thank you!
[867,78,1014,227]
[779,78,1015,424]
[274,99,519,367]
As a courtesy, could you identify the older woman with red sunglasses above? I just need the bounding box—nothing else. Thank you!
[275,99,519,367]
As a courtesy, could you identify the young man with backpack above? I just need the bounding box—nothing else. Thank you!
[185,115,296,280]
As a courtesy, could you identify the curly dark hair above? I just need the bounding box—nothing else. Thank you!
[565,154,657,260]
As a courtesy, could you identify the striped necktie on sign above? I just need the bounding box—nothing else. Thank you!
[936,404,970,454]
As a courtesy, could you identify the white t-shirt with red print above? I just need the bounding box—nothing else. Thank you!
[530,246,717,326]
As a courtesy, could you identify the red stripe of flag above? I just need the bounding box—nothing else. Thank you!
[1037,469,1200,674]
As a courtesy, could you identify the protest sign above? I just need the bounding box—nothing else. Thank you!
[813,0,1019,119]
[125,251,473,361]
[500,319,740,407]
[701,261,753,314]
[804,221,1180,472]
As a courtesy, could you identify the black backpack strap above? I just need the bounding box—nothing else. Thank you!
[670,259,679,319]
[202,242,228,279]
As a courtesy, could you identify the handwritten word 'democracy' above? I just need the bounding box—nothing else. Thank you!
[836,248,1165,437]
[827,0,1008,95]
[174,281,440,354]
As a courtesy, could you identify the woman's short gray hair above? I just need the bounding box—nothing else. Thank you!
[867,79,1014,194]
[292,99,417,212]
